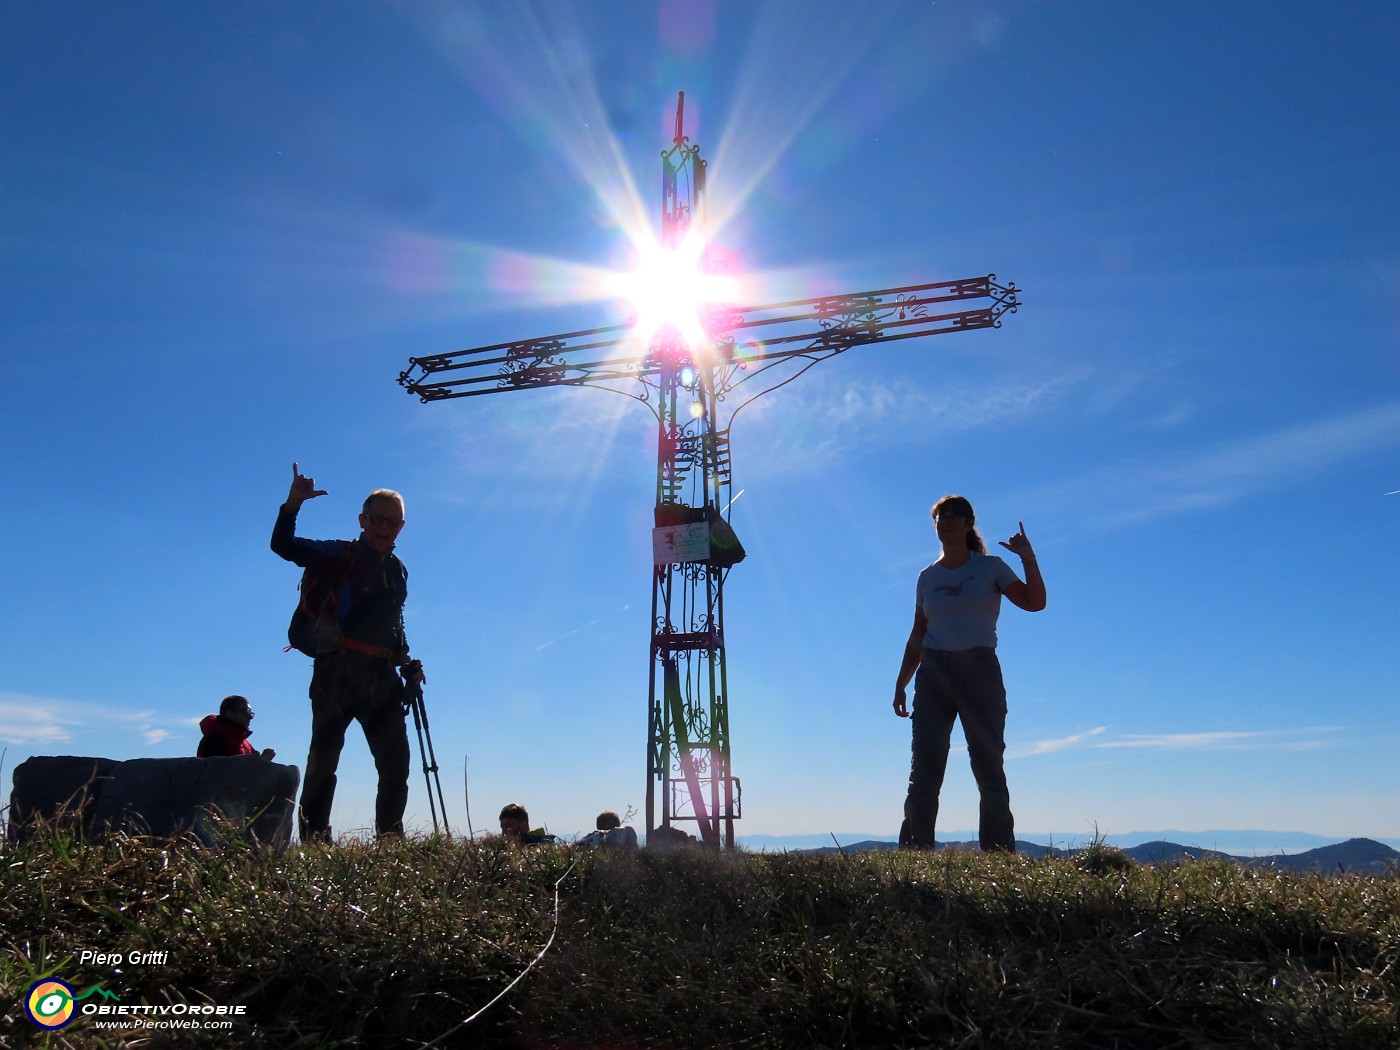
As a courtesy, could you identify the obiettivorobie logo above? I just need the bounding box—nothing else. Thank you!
[24,979,119,1030]
[23,975,248,1033]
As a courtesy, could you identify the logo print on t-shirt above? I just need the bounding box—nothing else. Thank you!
[933,574,973,597]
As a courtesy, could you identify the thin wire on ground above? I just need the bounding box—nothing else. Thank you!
[420,856,579,1049]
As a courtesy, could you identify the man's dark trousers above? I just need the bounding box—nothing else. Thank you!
[301,651,410,840]
[899,646,1015,852]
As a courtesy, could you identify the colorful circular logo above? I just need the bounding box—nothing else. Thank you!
[25,979,77,1030]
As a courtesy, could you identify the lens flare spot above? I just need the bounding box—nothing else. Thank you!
[383,233,449,296]
[658,1,717,56]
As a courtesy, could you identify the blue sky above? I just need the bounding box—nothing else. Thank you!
[3,2,1397,849]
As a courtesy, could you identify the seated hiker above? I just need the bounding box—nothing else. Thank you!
[197,695,276,761]
[498,803,555,845]
[579,809,638,851]
[647,824,696,849]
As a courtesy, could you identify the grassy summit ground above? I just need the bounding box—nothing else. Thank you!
[2,829,1396,1048]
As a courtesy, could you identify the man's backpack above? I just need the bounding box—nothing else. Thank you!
[286,542,358,658]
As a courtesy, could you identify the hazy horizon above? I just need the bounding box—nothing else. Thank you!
[736,829,1400,855]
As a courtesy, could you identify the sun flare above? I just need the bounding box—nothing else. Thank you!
[612,233,738,350]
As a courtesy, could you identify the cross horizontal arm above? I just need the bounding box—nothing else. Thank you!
[399,275,1018,402]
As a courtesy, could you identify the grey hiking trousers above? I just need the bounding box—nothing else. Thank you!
[899,646,1015,852]
[301,651,409,841]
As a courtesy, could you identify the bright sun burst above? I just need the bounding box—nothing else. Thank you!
[611,232,738,351]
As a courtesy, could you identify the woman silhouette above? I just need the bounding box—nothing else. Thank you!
[892,495,1046,852]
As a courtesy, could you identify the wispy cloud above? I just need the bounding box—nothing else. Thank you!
[0,693,189,749]
[535,603,633,652]
[1025,400,1400,532]
[415,387,643,493]
[0,700,81,746]
[1094,729,1337,752]
[736,368,1087,476]
[1013,726,1108,757]
[1012,725,1342,759]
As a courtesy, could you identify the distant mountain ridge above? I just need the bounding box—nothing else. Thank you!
[782,836,1399,876]
[741,829,1400,853]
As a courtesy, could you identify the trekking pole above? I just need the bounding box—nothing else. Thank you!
[405,680,451,836]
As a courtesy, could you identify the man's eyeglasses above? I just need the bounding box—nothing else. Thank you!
[366,514,404,528]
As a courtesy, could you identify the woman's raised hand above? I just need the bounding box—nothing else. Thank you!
[998,521,1036,561]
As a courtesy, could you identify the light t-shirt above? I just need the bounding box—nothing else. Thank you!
[916,552,1020,651]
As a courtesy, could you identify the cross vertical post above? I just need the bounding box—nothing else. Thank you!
[644,90,733,845]
[646,92,738,846]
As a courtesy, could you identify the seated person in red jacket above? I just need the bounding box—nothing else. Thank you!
[198,695,276,761]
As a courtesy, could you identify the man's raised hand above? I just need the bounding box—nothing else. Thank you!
[286,461,329,509]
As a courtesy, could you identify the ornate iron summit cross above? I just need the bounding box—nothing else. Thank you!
[399,93,1019,847]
